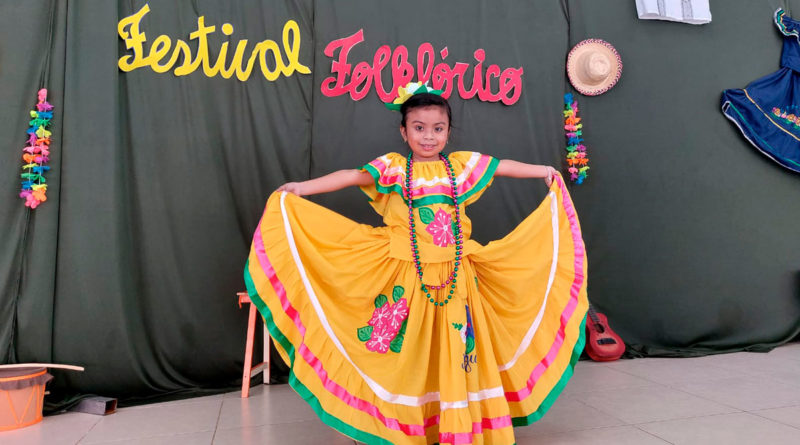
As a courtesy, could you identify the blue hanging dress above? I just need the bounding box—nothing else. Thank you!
[721,8,800,172]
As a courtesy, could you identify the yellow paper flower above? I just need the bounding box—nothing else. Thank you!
[35,126,52,138]
[384,81,443,110]
[392,82,424,105]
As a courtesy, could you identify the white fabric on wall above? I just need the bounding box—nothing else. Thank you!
[636,0,712,24]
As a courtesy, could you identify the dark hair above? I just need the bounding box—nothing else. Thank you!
[400,93,453,128]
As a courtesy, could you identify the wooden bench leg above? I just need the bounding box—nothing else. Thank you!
[241,300,258,398]
[239,291,272,398]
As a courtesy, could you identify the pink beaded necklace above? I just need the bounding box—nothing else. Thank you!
[405,152,463,307]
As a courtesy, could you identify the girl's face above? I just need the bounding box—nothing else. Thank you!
[400,105,450,162]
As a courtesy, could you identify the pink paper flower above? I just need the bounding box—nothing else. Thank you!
[366,325,394,354]
[426,208,455,247]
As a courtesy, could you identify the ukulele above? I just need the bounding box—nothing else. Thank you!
[585,303,625,362]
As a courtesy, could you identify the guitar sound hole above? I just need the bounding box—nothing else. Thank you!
[597,338,617,345]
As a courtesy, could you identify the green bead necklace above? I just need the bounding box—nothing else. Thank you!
[405,152,463,307]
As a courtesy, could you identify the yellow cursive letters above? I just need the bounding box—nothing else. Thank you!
[117,4,311,82]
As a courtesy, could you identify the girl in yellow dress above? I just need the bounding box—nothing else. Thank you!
[244,84,588,444]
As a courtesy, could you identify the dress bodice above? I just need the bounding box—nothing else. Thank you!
[359,151,498,248]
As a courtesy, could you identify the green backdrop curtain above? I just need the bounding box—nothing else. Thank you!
[1,0,798,406]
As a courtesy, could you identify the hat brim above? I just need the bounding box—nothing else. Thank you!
[566,39,623,96]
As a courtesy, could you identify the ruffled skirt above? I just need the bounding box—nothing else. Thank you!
[721,67,800,172]
[244,177,588,444]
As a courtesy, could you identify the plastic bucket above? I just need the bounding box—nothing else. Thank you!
[0,367,52,431]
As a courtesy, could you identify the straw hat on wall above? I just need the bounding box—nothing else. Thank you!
[567,39,623,96]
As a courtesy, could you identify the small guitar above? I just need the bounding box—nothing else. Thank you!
[585,303,625,362]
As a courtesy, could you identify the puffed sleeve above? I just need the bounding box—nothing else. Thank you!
[358,152,406,215]
[776,8,800,38]
[448,151,499,206]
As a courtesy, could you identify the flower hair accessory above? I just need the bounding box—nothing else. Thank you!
[384,81,444,111]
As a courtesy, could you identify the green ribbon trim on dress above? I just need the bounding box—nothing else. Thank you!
[244,262,585,442]
[244,262,392,445]
[510,314,587,427]
[360,156,499,208]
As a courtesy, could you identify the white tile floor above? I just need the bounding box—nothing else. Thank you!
[3,343,800,445]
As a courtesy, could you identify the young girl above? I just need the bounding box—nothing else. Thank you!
[245,86,588,445]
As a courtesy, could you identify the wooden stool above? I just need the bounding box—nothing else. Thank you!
[238,291,271,398]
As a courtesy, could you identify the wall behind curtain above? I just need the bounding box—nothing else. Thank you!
[573,0,800,355]
[0,0,798,404]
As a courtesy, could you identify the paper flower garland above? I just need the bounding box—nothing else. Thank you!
[564,93,589,184]
[19,89,54,209]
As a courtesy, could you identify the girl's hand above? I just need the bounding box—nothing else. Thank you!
[544,166,557,187]
[277,182,304,196]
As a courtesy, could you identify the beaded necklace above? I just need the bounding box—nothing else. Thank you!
[405,152,463,307]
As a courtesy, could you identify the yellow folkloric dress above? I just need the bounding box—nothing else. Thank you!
[244,151,588,445]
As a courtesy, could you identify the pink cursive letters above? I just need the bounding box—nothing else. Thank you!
[321,29,523,105]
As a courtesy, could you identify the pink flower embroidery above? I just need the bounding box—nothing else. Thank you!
[388,298,409,331]
[364,298,410,354]
[366,325,394,353]
[368,302,392,327]
[426,209,455,247]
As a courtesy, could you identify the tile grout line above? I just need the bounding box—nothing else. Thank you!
[558,382,659,397]
[632,424,676,445]
[213,388,326,432]
[517,424,674,443]
[606,360,773,412]
[569,396,631,426]
[598,362,673,387]
[603,360,763,387]
[566,370,756,426]
[630,410,748,427]
[657,372,800,412]
[73,397,223,445]
[210,397,225,445]
[563,362,664,395]
[658,381,746,412]
[79,431,214,445]
[214,416,328,433]
[750,372,800,389]
[563,366,686,425]
[747,405,800,431]
[75,414,104,444]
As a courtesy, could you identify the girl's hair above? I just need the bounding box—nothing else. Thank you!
[400,93,453,128]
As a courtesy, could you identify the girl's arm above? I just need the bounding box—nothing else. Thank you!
[495,159,557,187]
[277,169,374,196]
